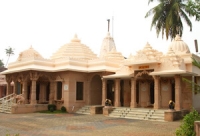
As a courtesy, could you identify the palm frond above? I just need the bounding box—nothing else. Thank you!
[182,78,200,94]
[192,57,200,69]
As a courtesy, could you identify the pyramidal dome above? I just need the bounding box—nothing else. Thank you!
[104,47,124,62]
[51,34,97,60]
[169,34,190,54]
[99,32,116,58]
[17,46,44,61]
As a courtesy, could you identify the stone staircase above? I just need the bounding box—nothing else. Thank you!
[75,106,91,115]
[109,107,165,121]
[0,93,16,114]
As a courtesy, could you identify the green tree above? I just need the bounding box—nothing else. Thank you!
[145,0,200,40]
[183,57,200,94]
[0,59,4,67]
[5,46,14,67]
[175,109,200,136]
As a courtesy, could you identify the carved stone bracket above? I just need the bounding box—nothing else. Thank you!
[6,74,13,83]
[135,70,153,78]
[30,71,41,81]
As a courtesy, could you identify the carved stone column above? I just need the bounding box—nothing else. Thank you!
[102,78,107,106]
[153,76,161,109]
[49,81,56,104]
[114,78,121,107]
[13,81,18,94]
[6,76,12,95]
[22,81,28,104]
[6,82,11,95]
[30,79,37,104]
[130,77,137,108]
[30,72,40,105]
[175,75,182,110]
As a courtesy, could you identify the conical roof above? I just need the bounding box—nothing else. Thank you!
[17,46,44,61]
[99,32,116,58]
[169,35,190,54]
[51,34,97,60]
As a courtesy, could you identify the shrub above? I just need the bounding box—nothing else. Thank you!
[49,107,54,112]
[175,109,200,136]
[48,104,56,111]
[61,106,67,112]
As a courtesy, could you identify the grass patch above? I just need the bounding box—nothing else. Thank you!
[38,110,67,114]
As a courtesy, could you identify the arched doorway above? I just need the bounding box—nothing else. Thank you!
[90,75,102,105]
[135,70,154,108]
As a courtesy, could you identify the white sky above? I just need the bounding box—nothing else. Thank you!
[0,0,199,65]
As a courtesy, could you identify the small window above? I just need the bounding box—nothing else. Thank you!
[57,81,62,100]
[76,82,83,100]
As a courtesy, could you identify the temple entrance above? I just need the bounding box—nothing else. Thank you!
[171,79,175,102]
[107,80,114,106]
[150,81,154,104]
[134,70,154,108]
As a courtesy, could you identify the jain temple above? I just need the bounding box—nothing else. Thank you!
[0,32,200,121]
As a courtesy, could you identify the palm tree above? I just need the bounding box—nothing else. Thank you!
[145,0,195,40]
[5,46,14,67]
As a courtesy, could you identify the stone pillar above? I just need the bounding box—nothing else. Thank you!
[154,76,161,109]
[114,78,121,107]
[30,79,37,104]
[130,77,137,108]
[30,72,40,105]
[6,81,11,95]
[6,75,12,95]
[13,81,18,94]
[175,75,182,111]
[22,81,28,104]
[102,78,107,106]
[49,81,56,104]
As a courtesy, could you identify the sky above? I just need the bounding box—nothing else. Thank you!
[0,0,200,66]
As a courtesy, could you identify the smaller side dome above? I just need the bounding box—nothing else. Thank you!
[17,46,44,61]
[169,35,190,54]
[51,34,97,60]
[104,47,124,62]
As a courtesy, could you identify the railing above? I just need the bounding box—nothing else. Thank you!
[0,93,16,113]
[0,93,16,104]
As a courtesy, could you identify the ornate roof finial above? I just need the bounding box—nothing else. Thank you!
[107,19,110,32]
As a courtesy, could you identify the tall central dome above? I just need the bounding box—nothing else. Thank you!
[99,32,116,58]
[51,34,97,60]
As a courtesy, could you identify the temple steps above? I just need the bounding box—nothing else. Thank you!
[109,107,165,121]
[76,106,165,121]
[75,106,91,115]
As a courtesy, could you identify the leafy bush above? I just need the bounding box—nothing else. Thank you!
[48,104,56,111]
[49,107,54,112]
[61,106,67,112]
[176,109,200,136]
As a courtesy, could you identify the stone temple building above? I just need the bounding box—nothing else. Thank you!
[0,32,200,115]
